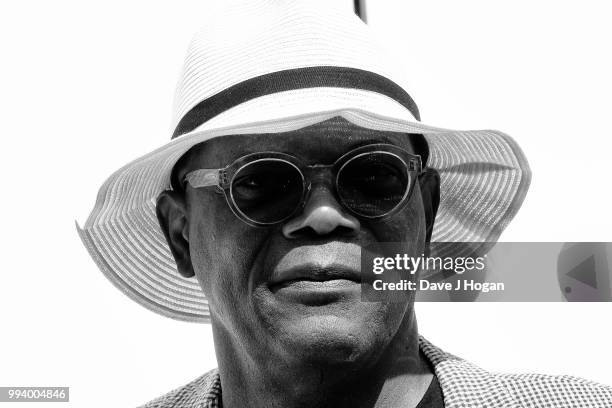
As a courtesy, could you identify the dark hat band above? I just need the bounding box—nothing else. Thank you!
[172,66,420,139]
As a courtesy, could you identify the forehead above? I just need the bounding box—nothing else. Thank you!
[176,117,418,174]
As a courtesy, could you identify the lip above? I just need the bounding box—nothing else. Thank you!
[269,264,361,286]
[268,265,361,305]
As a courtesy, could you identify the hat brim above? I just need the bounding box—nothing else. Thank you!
[77,88,531,322]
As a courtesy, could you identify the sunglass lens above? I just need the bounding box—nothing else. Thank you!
[231,160,304,224]
[337,152,410,217]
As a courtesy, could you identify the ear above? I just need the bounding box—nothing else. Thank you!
[418,168,440,243]
[156,190,195,278]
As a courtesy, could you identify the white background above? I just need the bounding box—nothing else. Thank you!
[1,1,611,407]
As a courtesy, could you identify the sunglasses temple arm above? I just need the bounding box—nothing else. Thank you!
[184,169,222,188]
[409,156,422,172]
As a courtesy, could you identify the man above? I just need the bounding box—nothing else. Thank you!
[78,1,612,407]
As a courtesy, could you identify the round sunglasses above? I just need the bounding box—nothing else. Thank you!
[183,143,423,227]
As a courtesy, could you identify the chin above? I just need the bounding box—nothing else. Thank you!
[281,316,370,364]
[270,303,404,366]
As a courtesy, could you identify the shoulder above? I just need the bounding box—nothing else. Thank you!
[419,336,612,407]
[496,372,612,408]
[137,369,221,408]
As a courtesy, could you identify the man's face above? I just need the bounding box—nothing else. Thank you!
[158,118,437,367]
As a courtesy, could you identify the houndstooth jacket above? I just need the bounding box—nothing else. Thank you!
[140,336,612,408]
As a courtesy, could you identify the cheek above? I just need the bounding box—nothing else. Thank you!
[186,191,269,321]
[187,192,240,298]
[369,188,426,244]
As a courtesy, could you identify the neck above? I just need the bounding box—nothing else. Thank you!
[212,313,433,408]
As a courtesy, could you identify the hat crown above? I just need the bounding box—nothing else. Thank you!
[172,0,410,131]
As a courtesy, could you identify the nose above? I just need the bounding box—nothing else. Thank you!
[282,183,361,239]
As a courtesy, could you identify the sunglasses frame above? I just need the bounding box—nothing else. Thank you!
[184,143,423,227]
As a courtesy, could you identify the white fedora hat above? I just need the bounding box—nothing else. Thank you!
[77,0,531,322]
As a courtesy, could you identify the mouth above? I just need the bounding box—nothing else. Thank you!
[270,264,361,285]
[269,264,361,303]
